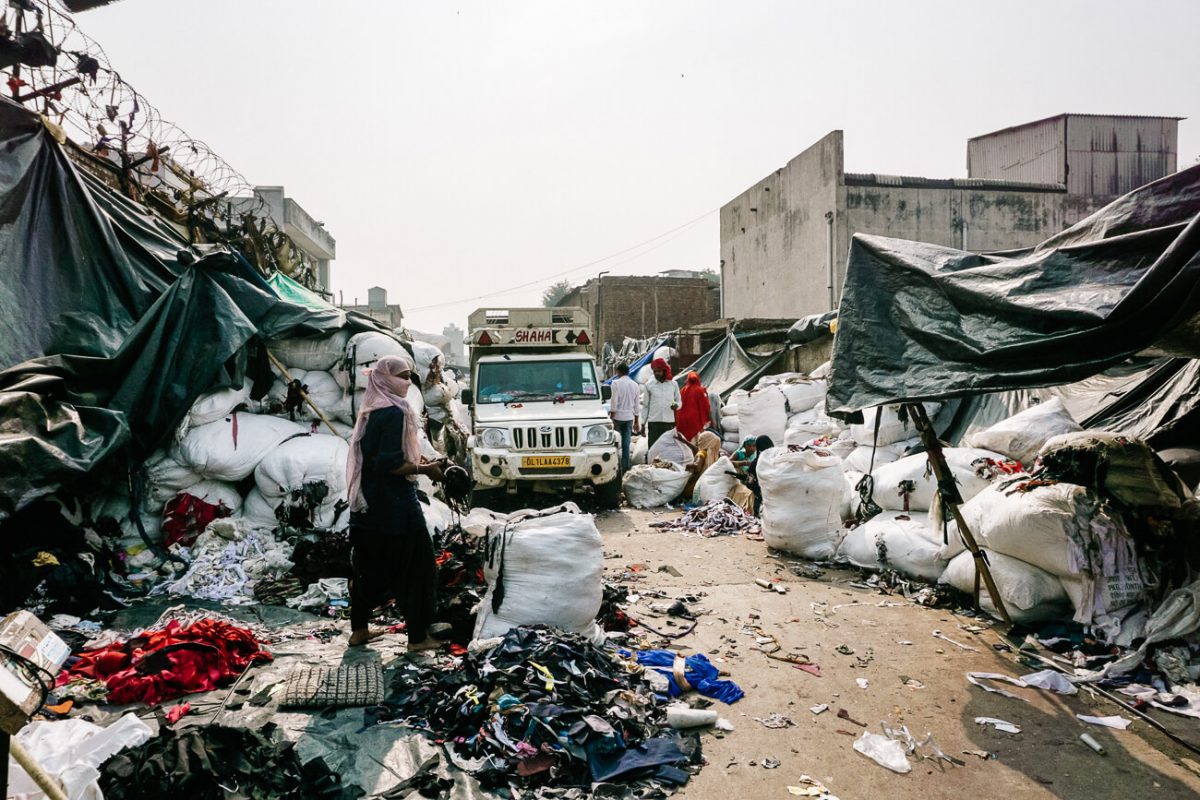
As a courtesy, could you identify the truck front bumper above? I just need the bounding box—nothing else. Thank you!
[470,445,620,489]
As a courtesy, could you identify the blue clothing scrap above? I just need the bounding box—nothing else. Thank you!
[630,649,745,704]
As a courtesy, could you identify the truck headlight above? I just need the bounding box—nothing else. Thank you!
[479,428,508,448]
[584,424,611,445]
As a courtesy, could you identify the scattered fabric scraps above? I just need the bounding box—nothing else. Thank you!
[1021,669,1078,695]
[648,499,761,537]
[163,702,191,724]
[794,663,822,677]
[754,713,796,729]
[933,629,979,651]
[788,775,840,798]
[633,649,745,704]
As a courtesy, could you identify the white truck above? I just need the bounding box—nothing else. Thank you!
[464,307,621,508]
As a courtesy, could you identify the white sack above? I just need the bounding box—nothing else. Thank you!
[870,447,1007,512]
[850,404,938,447]
[938,482,1083,572]
[411,340,444,382]
[757,447,848,559]
[144,451,203,511]
[739,387,788,445]
[838,511,944,582]
[267,330,351,372]
[696,456,739,503]
[940,550,1070,624]
[347,331,409,371]
[254,434,350,529]
[240,488,280,532]
[842,439,913,473]
[187,379,252,429]
[784,408,840,442]
[965,396,1082,466]
[475,505,604,643]
[175,414,306,482]
[647,430,692,466]
[624,463,691,509]
[421,496,455,538]
[630,435,649,467]
[778,379,826,414]
[176,479,243,515]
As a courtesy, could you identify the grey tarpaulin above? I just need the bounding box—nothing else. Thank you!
[674,331,782,398]
[826,164,1200,415]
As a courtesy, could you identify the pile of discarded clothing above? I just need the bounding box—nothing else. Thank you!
[649,498,760,537]
[367,625,708,793]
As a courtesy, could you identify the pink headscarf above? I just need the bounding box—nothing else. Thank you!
[346,353,422,512]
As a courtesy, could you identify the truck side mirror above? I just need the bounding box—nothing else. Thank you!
[463,389,473,406]
[602,384,612,402]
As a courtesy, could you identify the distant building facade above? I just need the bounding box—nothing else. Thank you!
[442,323,466,365]
[721,114,1181,320]
[343,286,404,329]
[556,272,721,355]
[246,186,337,293]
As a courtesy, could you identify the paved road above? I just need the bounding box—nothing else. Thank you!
[595,507,1200,799]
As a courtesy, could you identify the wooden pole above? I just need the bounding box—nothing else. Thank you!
[10,738,69,800]
[905,403,1013,628]
[264,348,342,437]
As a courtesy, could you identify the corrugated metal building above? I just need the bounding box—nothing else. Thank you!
[967,114,1181,196]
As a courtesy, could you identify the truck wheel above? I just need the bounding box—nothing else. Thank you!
[594,475,622,510]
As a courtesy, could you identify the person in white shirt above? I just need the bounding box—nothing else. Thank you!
[641,358,681,451]
[608,363,641,471]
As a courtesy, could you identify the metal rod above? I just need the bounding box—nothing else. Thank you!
[906,403,1013,627]
[14,76,82,103]
[265,348,342,437]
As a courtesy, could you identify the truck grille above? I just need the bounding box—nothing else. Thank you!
[511,426,580,450]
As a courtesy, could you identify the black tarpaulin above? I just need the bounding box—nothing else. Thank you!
[826,164,1200,414]
[0,98,385,518]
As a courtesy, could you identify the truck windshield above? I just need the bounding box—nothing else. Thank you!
[476,359,600,404]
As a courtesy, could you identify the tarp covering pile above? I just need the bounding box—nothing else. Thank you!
[0,98,385,519]
[827,165,1200,414]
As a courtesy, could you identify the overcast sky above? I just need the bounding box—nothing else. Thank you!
[81,0,1200,334]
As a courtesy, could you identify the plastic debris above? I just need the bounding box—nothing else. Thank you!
[967,671,1028,700]
[1077,714,1132,730]
[755,713,797,729]
[1021,669,1078,695]
[932,629,979,651]
[1080,732,1107,754]
[788,775,840,798]
[761,757,781,769]
[810,704,829,715]
[856,678,869,689]
[975,717,1021,734]
[715,718,735,732]
[667,706,719,729]
[853,731,912,773]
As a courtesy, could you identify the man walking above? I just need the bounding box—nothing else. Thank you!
[609,363,640,471]
[641,357,681,449]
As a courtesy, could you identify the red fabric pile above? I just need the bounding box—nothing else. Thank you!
[58,618,271,705]
[161,493,233,548]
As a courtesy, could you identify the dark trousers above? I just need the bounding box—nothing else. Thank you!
[348,502,437,638]
[647,422,674,450]
[614,419,633,471]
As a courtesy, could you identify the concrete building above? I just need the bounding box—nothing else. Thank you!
[246,186,337,293]
[442,323,466,365]
[720,114,1182,320]
[343,286,404,329]
[556,272,721,355]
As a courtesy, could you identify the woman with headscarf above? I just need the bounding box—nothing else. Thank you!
[675,372,711,443]
[345,354,446,650]
[681,429,723,501]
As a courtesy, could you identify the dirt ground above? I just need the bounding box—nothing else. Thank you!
[594,507,1200,800]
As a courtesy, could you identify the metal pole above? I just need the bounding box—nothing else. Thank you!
[906,403,1013,627]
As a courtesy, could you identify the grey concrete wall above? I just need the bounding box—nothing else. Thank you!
[720,131,843,320]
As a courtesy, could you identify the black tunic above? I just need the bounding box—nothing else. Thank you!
[348,406,436,636]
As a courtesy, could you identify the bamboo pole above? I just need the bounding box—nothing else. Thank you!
[905,403,1013,628]
[264,349,342,437]
[10,738,69,800]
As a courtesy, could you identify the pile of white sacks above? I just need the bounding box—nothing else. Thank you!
[96,329,467,599]
[756,389,1159,635]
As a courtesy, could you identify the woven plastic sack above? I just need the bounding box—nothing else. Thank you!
[187,379,252,429]
[838,511,944,582]
[695,456,739,503]
[870,447,1007,512]
[623,463,690,509]
[940,549,1070,624]
[965,396,1081,466]
[739,387,788,445]
[174,414,306,482]
[757,446,848,559]
[267,330,351,372]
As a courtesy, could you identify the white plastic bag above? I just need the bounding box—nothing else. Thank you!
[777,379,826,414]
[940,550,1071,624]
[839,511,945,582]
[757,447,848,559]
[623,463,690,509]
[870,447,1007,512]
[696,456,739,503]
[853,731,911,773]
[267,330,351,372]
[937,482,1085,572]
[175,413,306,482]
[965,396,1082,466]
[474,505,604,643]
[739,387,788,445]
[187,379,252,429]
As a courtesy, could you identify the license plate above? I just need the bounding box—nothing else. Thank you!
[521,456,571,469]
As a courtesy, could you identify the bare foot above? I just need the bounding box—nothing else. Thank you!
[348,628,387,647]
[406,636,442,653]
